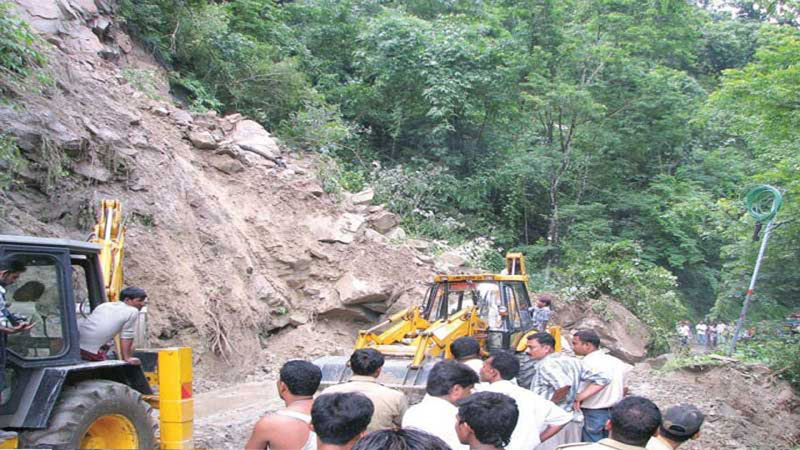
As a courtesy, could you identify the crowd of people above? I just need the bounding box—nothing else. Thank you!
[676,320,744,350]
[245,330,705,450]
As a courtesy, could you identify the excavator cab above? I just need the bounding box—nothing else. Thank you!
[0,235,192,449]
[315,253,559,397]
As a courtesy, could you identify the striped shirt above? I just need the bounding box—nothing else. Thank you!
[529,352,610,420]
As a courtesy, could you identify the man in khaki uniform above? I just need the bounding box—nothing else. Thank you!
[557,396,661,450]
[646,404,704,450]
[322,348,408,432]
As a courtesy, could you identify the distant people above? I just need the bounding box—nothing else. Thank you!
[557,396,662,450]
[572,329,633,442]
[695,322,707,347]
[78,287,148,364]
[0,257,35,404]
[403,360,479,450]
[646,404,705,450]
[351,429,451,450]
[526,332,610,450]
[715,322,727,346]
[476,350,571,450]
[455,391,519,450]
[322,348,407,432]
[707,323,717,348]
[244,360,321,450]
[312,392,373,450]
[530,293,555,331]
[677,322,691,349]
[450,336,483,375]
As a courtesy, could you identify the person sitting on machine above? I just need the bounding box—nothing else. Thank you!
[78,287,147,365]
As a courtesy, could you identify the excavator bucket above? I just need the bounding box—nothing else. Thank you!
[314,355,440,401]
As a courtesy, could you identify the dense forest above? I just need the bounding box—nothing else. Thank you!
[114,0,798,328]
[3,1,798,340]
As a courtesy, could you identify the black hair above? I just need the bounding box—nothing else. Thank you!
[573,329,601,349]
[527,331,555,348]
[351,428,451,450]
[0,257,26,273]
[350,348,385,376]
[488,351,520,380]
[312,393,374,445]
[610,396,662,446]
[426,360,479,396]
[457,392,518,448]
[120,287,147,301]
[537,293,555,307]
[450,336,481,359]
[279,360,322,396]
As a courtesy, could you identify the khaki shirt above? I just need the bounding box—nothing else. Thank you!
[557,438,648,450]
[321,375,408,433]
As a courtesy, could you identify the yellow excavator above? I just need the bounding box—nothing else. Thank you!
[315,253,560,391]
[0,200,193,449]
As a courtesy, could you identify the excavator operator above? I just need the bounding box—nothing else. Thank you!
[78,286,147,365]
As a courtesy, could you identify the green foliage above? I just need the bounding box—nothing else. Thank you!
[122,69,161,99]
[0,2,46,86]
[559,241,687,352]
[735,334,800,388]
[0,134,26,192]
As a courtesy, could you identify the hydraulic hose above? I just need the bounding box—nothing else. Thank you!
[745,185,783,222]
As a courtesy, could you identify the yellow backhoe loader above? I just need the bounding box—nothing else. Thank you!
[0,200,193,449]
[314,253,560,393]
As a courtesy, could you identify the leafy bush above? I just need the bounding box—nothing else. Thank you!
[0,2,45,85]
[0,134,26,192]
[558,240,688,353]
[735,334,800,389]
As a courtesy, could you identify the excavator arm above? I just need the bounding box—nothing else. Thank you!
[91,199,126,303]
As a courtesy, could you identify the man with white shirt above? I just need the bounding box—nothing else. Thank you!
[477,351,572,450]
[450,336,483,376]
[572,329,633,443]
[402,360,479,450]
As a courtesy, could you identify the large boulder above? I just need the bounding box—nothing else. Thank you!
[335,272,393,306]
[305,213,366,244]
[369,210,400,234]
[556,296,651,363]
[227,119,280,159]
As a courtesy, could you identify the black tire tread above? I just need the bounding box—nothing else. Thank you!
[20,379,157,449]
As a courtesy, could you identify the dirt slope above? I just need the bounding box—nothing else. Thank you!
[0,0,433,384]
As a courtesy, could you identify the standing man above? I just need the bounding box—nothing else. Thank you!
[572,329,633,442]
[526,332,610,450]
[695,322,707,348]
[677,322,691,350]
[715,322,727,347]
[322,348,407,432]
[403,360,479,450]
[450,336,483,376]
[0,258,35,399]
[556,396,662,450]
[311,392,373,450]
[78,287,148,364]
[245,360,322,450]
[529,293,555,332]
[646,404,705,450]
[455,391,519,450]
[477,351,572,450]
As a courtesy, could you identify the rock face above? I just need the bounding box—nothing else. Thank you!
[556,296,651,363]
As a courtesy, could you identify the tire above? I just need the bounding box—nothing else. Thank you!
[20,379,157,449]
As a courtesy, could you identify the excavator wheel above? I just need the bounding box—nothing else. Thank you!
[20,380,157,449]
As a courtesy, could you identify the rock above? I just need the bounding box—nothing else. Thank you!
[212,159,245,174]
[363,228,388,244]
[152,106,169,117]
[407,239,430,251]
[557,297,651,363]
[437,253,466,269]
[73,161,112,182]
[189,130,217,150]
[416,254,433,264]
[289,312,309,327]
[228,119,280,159]
[369,210,400,234]
[646,353,671,370]
[306,214,365,244]
[172,110,193,127]
[335,272,392,305]
[351,188,374,205]
[385,227,406,240]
